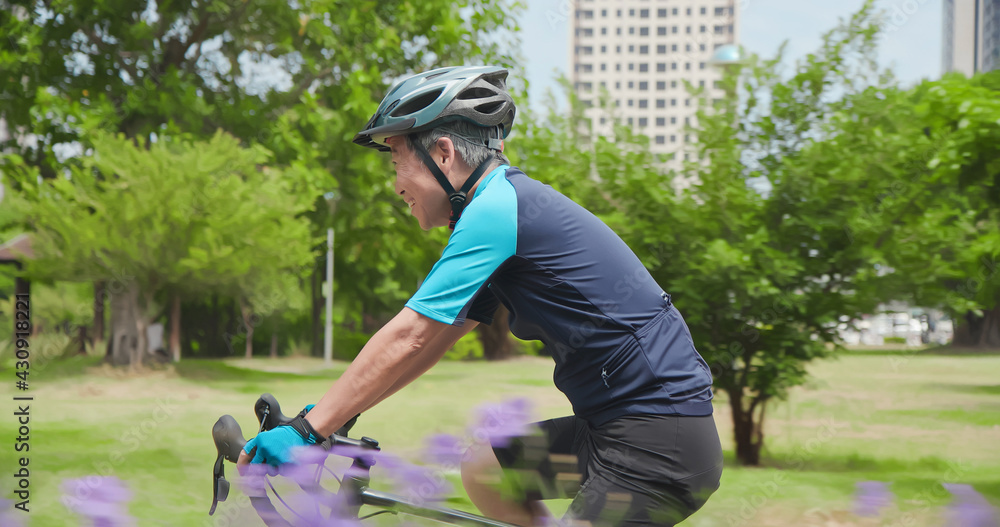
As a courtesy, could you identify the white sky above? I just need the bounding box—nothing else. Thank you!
[517,0,943,112]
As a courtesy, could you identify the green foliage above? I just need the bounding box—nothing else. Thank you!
[5,132,314,316]
[883,336,907,344]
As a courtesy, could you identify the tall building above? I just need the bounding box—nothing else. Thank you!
[943,0,1000,75]
[570,1,739,165]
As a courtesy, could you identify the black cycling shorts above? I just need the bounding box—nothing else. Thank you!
[492,414,723,527]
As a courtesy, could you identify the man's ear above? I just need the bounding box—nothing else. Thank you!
[435,136,455,167]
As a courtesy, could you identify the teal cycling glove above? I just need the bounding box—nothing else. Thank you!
[243,405,322,466]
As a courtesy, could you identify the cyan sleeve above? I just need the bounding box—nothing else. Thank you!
[405,166,517,325]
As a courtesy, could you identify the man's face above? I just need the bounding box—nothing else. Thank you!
[388,136,449,230]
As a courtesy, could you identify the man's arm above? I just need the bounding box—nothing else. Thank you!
[362,317,478,412]
[303,307,476,437]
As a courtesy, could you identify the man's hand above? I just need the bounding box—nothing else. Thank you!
[237,405,321,469]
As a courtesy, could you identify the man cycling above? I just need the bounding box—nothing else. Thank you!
[238,66,722,526]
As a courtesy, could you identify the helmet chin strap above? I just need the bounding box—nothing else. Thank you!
[412,143,496,230]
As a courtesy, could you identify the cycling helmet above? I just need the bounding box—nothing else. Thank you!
[353,66,515,152]
[353,66,517,229]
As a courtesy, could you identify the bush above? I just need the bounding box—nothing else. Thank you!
[883,336,907,344]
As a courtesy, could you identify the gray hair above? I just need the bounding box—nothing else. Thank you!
[405,120,510,168]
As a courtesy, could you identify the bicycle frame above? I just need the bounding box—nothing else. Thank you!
[210,393,518,527]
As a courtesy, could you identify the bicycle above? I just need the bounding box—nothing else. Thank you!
[209,393,519,527]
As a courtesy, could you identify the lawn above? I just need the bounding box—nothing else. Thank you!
[1,351,998,526]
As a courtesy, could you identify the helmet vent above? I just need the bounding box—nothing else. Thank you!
[475,101,505,115]
[458,87,496,100]
[392,88,444,117]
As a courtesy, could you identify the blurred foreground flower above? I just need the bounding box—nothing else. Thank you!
[61,476,135,526]
[943,484,999,527]
[468,397,535,448]
[853,480,894,517]
[1,498,26,527]
[424,433,465,467]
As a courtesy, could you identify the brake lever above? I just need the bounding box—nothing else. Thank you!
[210,415,246,516]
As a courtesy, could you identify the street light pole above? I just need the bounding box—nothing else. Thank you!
[324,226,333,365]
[323,191,338,366]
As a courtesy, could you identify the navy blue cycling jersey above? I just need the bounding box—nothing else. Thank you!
[406,165,714,425]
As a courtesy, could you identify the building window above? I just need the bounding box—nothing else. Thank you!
[657,26,667,36]
[639,100,648,109]
[574,64,593,73]
[576,28,594,37]
[639,63,649,72]
[698,79,704,87]
[600,81,606,87]
[672,26,678,34]
[616,45,621,53]
[700,43,706,51]
[672,8,678,15]
[601,27,607,35]
[685,62,691,70]
[617,9,621,17]
[656,117,665,126]
[616,64,621,71]
[601,63,607,71]
[628,81,634,88]
[672,44,678,52]
[700,7,707,15]
[656,135,665,145]
[628,45,635,52]
[670,116,677,124]
[657,62,666,72]
[629,26,635,35]
[658,8,667,17]
[601,45,607,53]
[577,9,594,19]
[686,7,692,15]
[656,99,666,108]
[685,98,691,106]
[600,117,606,124]
[686,26,692,34]
[671,80,677,88]
[639,45,649,55]
[628,63,634,71]
[671,62,677,70]
[656,81,666,90]
[615,81,620,88]
[699,62,706,70]
[657,44,667,54]
[638,81,649,90]
[670,98,677,106]
[576,45,594,55]
[686,44,692,52]
[629,8,634,16]
[684,120,690,127]
[628,99,634,107]
[640,27,649,36]
[640,8,649,18]
[700,25,707,33]
[628,117,633,125]
[639,117,648,126]
[617,27,622,35]
[670,135,676,143]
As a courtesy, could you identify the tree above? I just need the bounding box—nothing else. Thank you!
[1,0,525,361]
[4,132,314,366]
[515,3,914,465]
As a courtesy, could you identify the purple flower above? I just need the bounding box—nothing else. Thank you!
[467,398,535,448]
[0,499,26,527]
[853,480,893,517]
[61,477,135,526]
[944,484,999,527]
[423,434,466,467]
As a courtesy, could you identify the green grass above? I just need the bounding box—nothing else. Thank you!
[1,353,999,526]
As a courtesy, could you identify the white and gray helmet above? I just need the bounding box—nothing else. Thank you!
[353,66,516,152]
